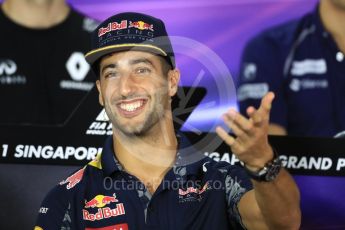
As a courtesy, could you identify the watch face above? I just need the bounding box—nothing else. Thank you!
[265,160,282,181]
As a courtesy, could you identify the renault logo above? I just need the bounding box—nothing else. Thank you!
[66,52,90,81]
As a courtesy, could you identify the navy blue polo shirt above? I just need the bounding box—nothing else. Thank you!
[237,4,345,137]
[35,136,253,230]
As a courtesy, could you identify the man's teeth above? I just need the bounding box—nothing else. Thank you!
[120,101,143,112]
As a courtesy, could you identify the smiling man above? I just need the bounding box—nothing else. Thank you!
[35,12,301,230]
[98,51,175,137]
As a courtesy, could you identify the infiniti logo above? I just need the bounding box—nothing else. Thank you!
[0,59,26,85]
[0,60,17,75]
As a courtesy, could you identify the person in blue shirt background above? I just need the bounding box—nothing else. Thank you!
[35,12,300,230]
[237,0,345,137]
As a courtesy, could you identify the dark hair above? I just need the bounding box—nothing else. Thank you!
[160,56,173,77]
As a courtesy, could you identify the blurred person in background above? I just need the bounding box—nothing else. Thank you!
[0,0,98,125]
[237,0,345,137]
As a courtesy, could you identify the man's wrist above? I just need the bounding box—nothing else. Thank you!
[243,149,283,182]
[244,147,275,172]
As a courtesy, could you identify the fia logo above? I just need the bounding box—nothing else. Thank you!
[86,109,112,136]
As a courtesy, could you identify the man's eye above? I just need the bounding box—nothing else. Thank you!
[104,72,118,78]
[136,68,151,74]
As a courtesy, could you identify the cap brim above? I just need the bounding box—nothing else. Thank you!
[85,44,167,65]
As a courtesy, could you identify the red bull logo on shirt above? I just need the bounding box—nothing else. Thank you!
[59,167,85,190]
[179,182,210,196]
[178,182,211,203]
[84,193,119,209]
[83,203,126,221]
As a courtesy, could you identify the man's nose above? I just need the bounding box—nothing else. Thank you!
[119,74,137,97]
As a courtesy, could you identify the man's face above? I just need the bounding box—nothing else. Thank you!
[96,51,179,136]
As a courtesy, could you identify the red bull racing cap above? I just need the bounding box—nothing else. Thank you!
[85,12,175,69]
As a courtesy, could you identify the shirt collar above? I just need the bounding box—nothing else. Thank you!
[313,3,330,38]
[101,136,123,176]
[312,3,341,53]
[173,133,206,178]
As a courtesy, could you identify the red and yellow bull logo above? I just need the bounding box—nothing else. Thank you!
[129,20,154,31]
[178,182,210,196]
[59,167,85,190]
[84,193,119,209]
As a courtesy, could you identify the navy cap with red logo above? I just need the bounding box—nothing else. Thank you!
[85,12,175,69]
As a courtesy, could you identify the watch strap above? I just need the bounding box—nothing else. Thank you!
[243,150,283,182]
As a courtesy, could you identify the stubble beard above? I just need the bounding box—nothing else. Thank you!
[105,94,167,137]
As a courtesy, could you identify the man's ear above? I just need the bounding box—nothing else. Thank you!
[96,80,104,106]
[168,69,180,97]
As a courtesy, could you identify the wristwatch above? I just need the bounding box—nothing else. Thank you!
[243,151,283,182]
